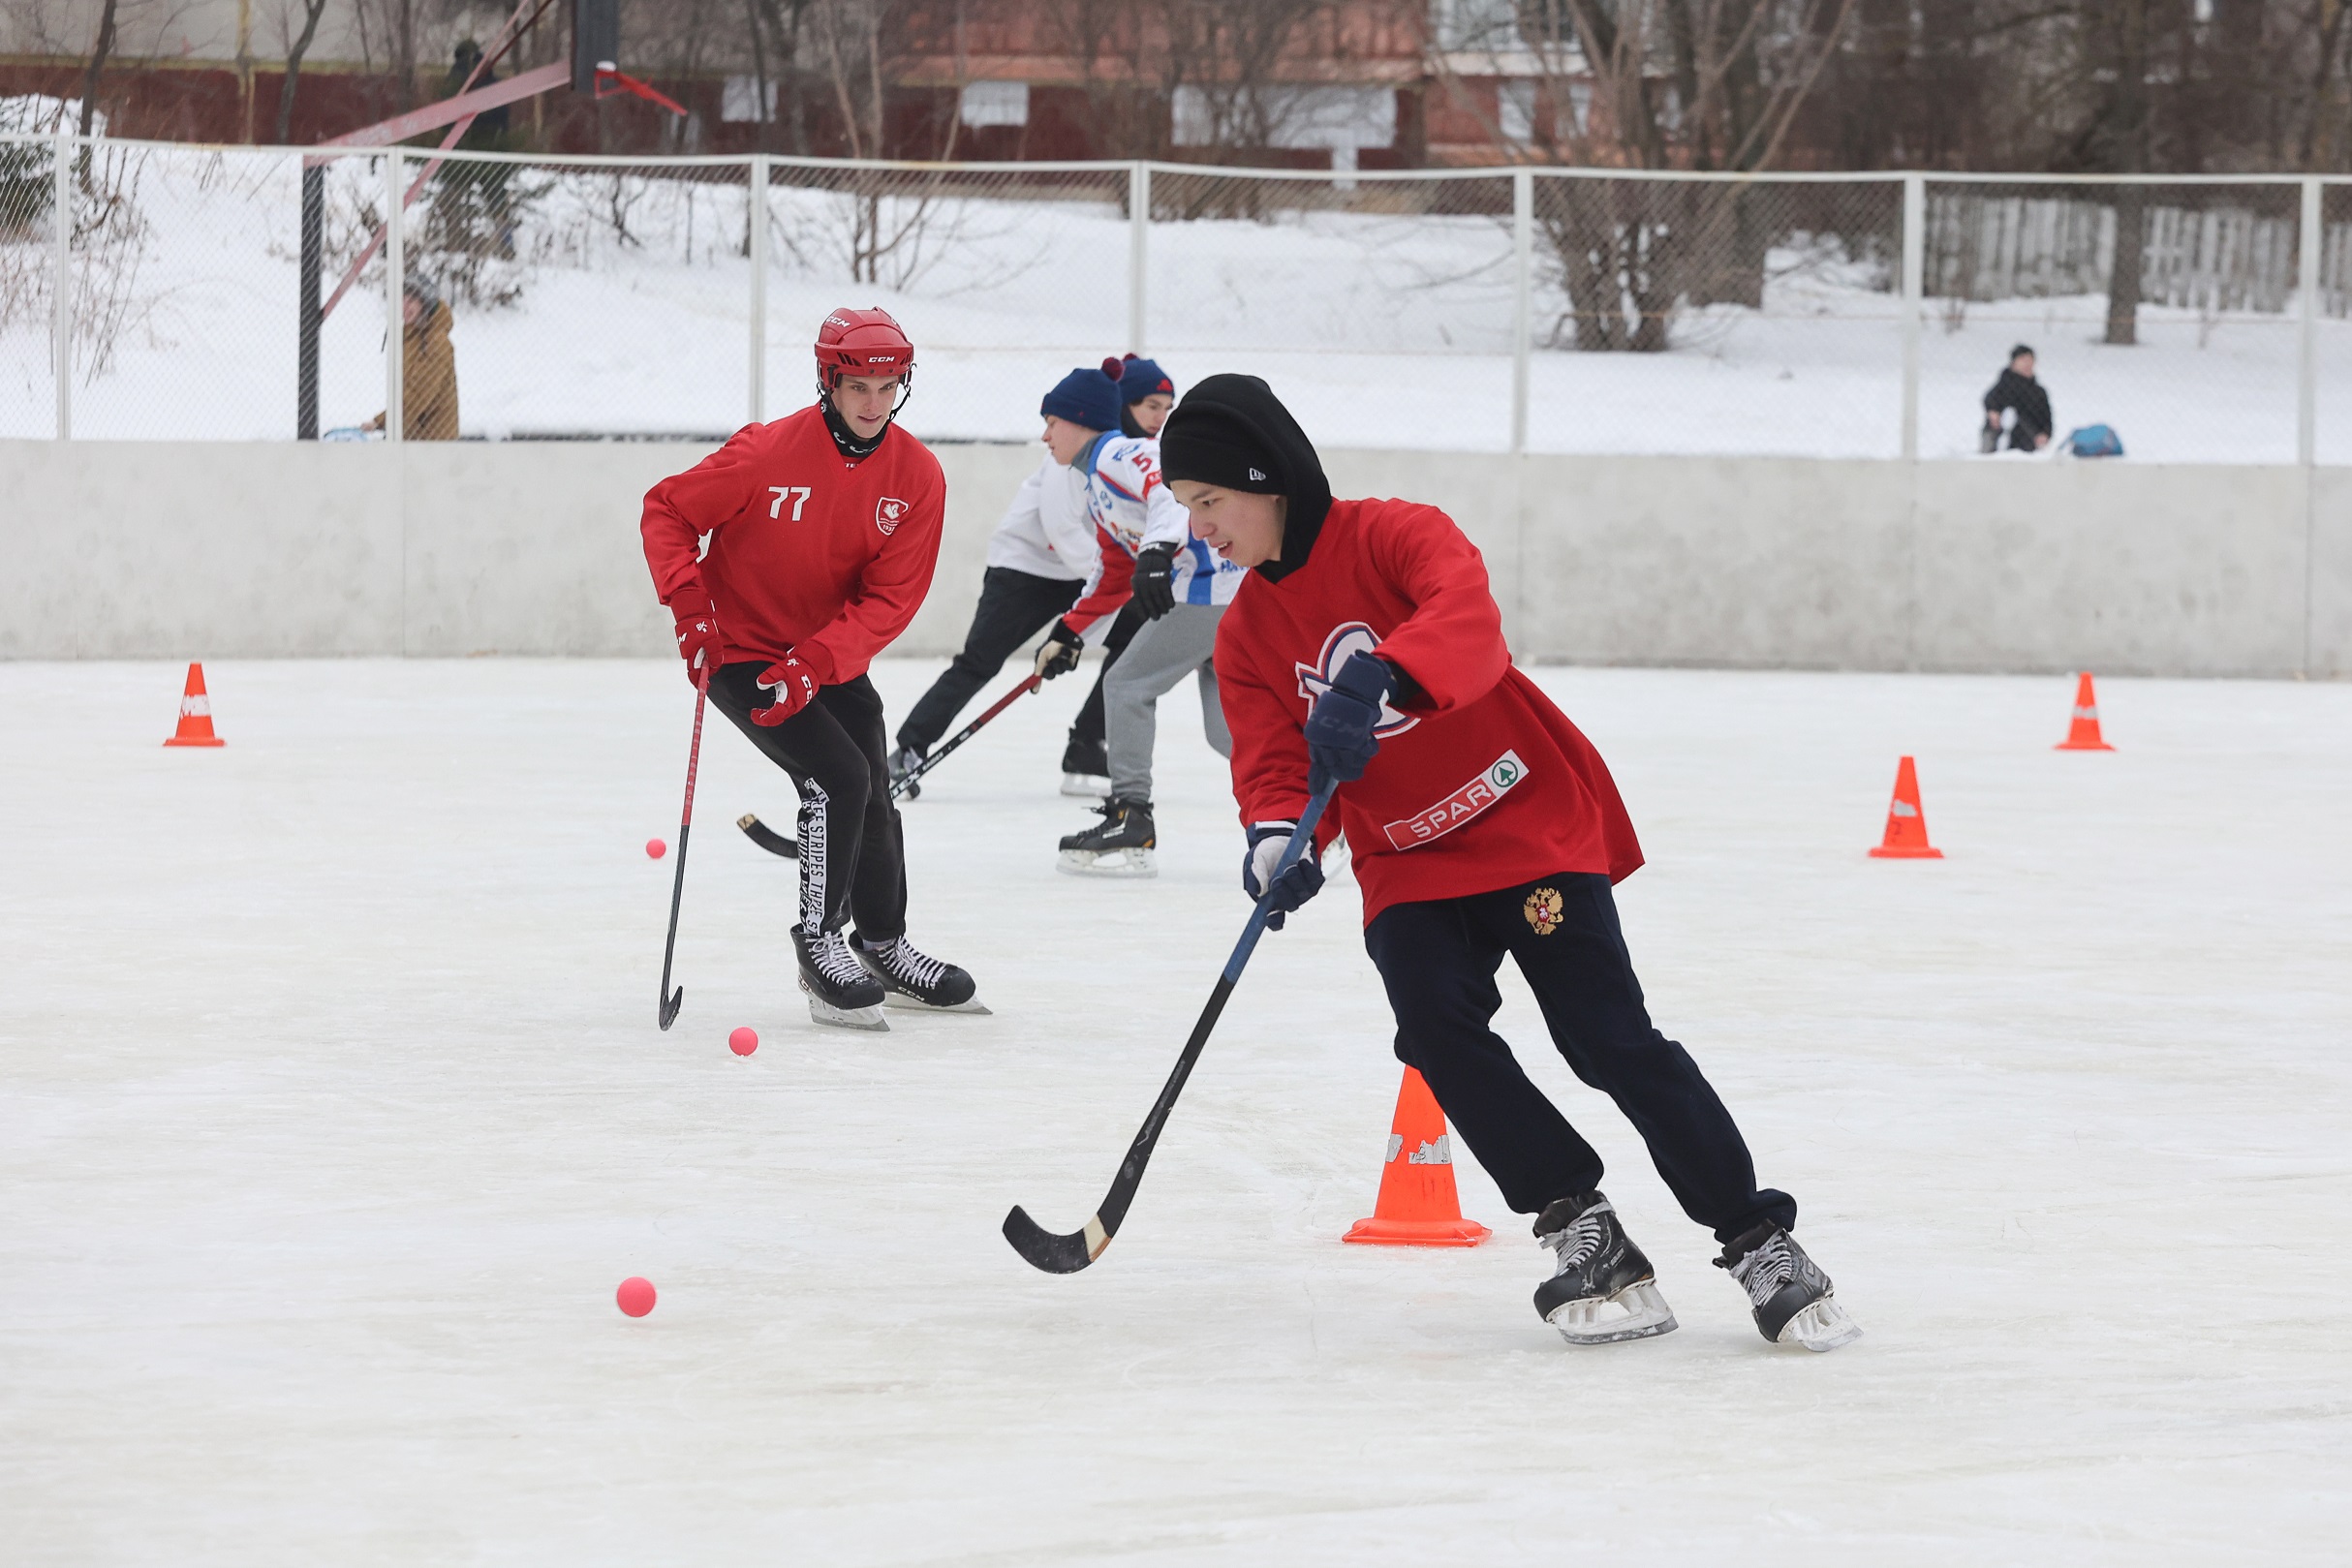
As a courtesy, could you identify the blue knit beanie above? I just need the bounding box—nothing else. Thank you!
[1040,357,1125,432]
[1119,354,1175,404]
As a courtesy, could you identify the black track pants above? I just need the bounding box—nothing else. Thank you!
[1071,600,1144,749]
[1363,872,1794,1244]
[710,664,906,942]
[897,567,1083,754]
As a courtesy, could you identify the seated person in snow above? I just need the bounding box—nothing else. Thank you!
[1982,344,2052,452]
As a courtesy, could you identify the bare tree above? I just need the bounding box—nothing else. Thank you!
[1427,1,1855,350]
[275,0,334,144]
[77,0,121,138]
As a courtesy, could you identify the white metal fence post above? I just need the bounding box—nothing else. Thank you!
[1902,173,1925,463]
[52,128,71,441]
[1511,168,1532,456]
[2300,176,2321,468]
[385,151,404,445]
[1128,162,1150,354]
[749,153,769,425]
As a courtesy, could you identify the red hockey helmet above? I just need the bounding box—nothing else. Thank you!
[815,306,914,391]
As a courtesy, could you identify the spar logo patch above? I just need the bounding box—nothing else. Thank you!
[1381,750,1527,851]
[1295,623,1417,737]
[875,496,909,536]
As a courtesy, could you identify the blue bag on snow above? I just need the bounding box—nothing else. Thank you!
[2062,424,2124,457]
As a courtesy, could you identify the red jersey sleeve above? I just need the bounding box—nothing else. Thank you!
[1061,523,1137,638]
[1362,504,1509,716]
[795,457,945,683]
[640,423,762,610]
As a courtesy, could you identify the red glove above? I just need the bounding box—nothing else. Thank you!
[672,600,724,687]
[752,649,830,726]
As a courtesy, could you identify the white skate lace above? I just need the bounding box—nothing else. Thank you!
[1731,1232,1797,1307]
[1541,1201,1614,1274]
[810,930,868,987]
[872,938,946,990]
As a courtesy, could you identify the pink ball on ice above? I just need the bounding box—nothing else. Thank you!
[616,1276,657,1317]
[645,838,667,859]
[728,1027,758,1057]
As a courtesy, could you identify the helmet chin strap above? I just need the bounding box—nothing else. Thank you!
[818,371,913,460]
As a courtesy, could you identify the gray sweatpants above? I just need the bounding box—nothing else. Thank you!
[1104,602,1231,802]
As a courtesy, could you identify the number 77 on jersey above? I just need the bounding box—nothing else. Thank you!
[769,485,811,521]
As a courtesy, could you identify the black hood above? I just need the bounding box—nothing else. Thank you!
[1158,374,1332,582]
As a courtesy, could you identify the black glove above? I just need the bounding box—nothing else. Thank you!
[1303,650,1398,793]
[1033,619,1085,681]
[1243,820,1324,931]
[1130,542,1177,621]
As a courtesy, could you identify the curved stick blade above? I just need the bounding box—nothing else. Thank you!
[1002,1206,1106,1275]
[737,814,798,859]
[659,985,683,1030]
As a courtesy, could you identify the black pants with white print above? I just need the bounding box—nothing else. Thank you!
[709,662,906,943]
[1363,872,1793,1245]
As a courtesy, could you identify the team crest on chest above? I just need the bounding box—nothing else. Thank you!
[1295,623,1417,736]
[1524,886,1563,936]
[875,496,909,536]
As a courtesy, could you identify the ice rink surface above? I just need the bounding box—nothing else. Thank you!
[3,656,2348,1565]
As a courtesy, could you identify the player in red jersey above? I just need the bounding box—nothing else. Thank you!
[1159,374,1860,1352]
[640,307,981,1030]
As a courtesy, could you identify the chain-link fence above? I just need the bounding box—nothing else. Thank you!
[1526,173,1905,457]
[1920,179,2306,463]
[1143,168,1519,451]
[1,134,2345,465]
[765,162,1134,444]
[2319,180,2352,467]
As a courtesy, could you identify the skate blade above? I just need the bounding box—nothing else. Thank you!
[1776,1294,1862,1353]
[1056,847,1157,878]
[798,979,889,1031]
[1546,1280,1679,1345]
[882,992,992,1015]
[1060,773,1111,798]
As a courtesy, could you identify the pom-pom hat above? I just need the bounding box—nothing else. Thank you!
[1040,356,1127,433]
[1118,354,1176,403]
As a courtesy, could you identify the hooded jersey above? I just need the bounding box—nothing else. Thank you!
[1061,431,1247,638]
[1214,497,1644,924]
[639,405,945,684]
[984,453,1097,582]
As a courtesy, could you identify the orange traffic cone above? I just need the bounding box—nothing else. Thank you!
[1342,1068,1492,1247]
[2055,671,2116,752]
[1868,754,1942,859]
[163,662,225,748]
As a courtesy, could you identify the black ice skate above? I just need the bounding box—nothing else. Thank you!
[1057,797,1156,877]
[853,934,988,1014]
[792,924,888,1031]
[886,745,924,801]
[1059,729,1111,799]
[1718,1223,1862,1352]
[1532,1192,1678,1345]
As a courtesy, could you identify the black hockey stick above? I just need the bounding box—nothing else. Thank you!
[1002,781,1338,1274]
[657,669,710,1030]
[736,673,1043,859]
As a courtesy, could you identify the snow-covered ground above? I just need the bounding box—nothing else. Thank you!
[4,657,2348,1564]
[0,144,2337,462]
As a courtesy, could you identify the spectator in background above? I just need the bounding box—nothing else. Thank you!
[365,275,459,441]
[444,41,511,146]
[1983,345,2052,452]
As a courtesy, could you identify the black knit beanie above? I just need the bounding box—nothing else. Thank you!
[1158,374,1332,581]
